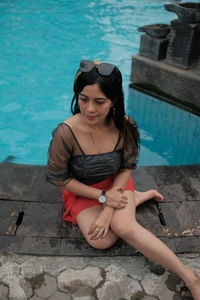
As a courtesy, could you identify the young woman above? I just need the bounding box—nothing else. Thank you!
[47,60,200,299]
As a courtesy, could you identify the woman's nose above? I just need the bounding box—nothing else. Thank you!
[87,101,96,112]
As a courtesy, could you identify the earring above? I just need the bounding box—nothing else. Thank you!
[112,106,115,115]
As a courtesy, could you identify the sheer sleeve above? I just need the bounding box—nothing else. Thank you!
[46,124,73,187]
[120,116,140,170]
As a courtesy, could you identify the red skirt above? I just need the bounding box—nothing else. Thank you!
[62,175,135,225]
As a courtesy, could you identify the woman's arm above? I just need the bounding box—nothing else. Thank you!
[111,168,132,189]
[61,178,101,200]
[102,168,132,214]
[88,169,133,240]
[62,178,128,209]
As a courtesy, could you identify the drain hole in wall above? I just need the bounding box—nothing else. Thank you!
[14,211,24,235]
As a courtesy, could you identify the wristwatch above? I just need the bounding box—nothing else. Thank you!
[98,190,107,203]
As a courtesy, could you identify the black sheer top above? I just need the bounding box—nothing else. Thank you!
[47,120,138,186]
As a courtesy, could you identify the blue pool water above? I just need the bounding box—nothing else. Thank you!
[0,0,200,166]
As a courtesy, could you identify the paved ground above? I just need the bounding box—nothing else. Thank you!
[0,252,200,299]
[0,163,200,299]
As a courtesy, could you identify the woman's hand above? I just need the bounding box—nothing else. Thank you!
[105,186,128,209]
[88,207,114,240]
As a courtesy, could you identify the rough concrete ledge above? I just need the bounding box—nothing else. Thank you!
[131,55,200,116]
[0,163,200,256]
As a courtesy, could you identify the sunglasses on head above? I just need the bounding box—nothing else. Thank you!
[79,60,116,76]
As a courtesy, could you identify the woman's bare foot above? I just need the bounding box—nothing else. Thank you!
[134,189,164,207]
[185,272,200,300]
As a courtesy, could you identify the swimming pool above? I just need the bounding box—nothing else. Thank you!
[1,0,200,166]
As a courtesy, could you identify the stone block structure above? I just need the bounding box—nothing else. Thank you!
[131,2,200,115]
[166,19,200,69]
[139,34,169,61]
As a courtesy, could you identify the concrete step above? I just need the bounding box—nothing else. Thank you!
[0,163,200,256]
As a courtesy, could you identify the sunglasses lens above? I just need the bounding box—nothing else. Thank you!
[80,60,95,72]
[79,61,115,76]
[97,63,115,76]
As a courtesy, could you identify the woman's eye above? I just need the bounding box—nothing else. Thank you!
[96,101,105,105]
[79,97,88,102]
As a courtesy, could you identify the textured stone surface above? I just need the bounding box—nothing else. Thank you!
[21,256,87,277]
[34,275,57,299]
[29,296,43,300]
[139,34,168,60]
[96,281,121,300]
[0,163,61,202]
[0,284,9,300]
[57,266,103,292]
[97,263,142,299]
[133,167,158,191]
[158,288,176,300]
[160,201,200,237]
[48,291,71,300]
[1,163,200,255]
[116,257,148,281]
[184,257,200,274]
[104,264,127,283]
[7,254,30,265]
[0,253,199,299]
[0,200,24,236]
[0,261,32,300]
[0,163,200,299]
[17,202,63,237]
[21,258,45,279]
[118,278,142,299]
[175,236,200,253]
[166,20,200,69]
[0,255,7,265]
[131,55,200,114]
[72,286,95,300]
[141,272,167,296]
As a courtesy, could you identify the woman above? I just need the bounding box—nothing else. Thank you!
[47,60,200,299]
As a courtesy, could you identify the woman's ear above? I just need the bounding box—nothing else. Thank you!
[111,98,117,107]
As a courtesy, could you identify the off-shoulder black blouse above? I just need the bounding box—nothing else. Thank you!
[46,121,138,186]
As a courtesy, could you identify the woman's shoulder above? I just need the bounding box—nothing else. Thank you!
[52,115,77,138]
[52,114,85,143]
[62,114,78,125]
[62,114,83,130]
[62,114,79,125]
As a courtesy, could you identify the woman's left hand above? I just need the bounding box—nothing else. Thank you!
[88,209,113,240]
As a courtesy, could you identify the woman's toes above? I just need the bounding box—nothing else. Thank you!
[152,190,164,202]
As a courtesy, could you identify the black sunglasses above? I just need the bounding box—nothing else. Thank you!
[79,60,116,76]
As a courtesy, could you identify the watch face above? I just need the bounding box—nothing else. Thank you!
[99,195,106,203]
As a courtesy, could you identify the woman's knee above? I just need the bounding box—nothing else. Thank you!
[111,221,138,240]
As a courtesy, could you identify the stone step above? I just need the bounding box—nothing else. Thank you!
[0,163,200,255]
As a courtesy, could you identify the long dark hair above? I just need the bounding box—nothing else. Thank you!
[70,64,139,156]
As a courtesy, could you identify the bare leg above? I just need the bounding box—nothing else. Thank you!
[76,205,118,249]
[110,191,200,300]
[134,189,164,207]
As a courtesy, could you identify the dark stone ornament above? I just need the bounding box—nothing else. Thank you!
[164,2,200,23]
[137,24,170,60]
[139,34,169,61]
[131,2,200,115]
[138,24,170,38]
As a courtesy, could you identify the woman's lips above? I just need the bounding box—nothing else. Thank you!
[86,115,96,120]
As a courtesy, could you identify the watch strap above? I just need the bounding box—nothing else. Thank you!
[102,190,106,196]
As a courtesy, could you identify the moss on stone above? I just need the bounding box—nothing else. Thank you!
[131,291,145,300]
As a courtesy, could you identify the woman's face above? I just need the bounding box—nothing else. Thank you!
[78,83,113,126]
